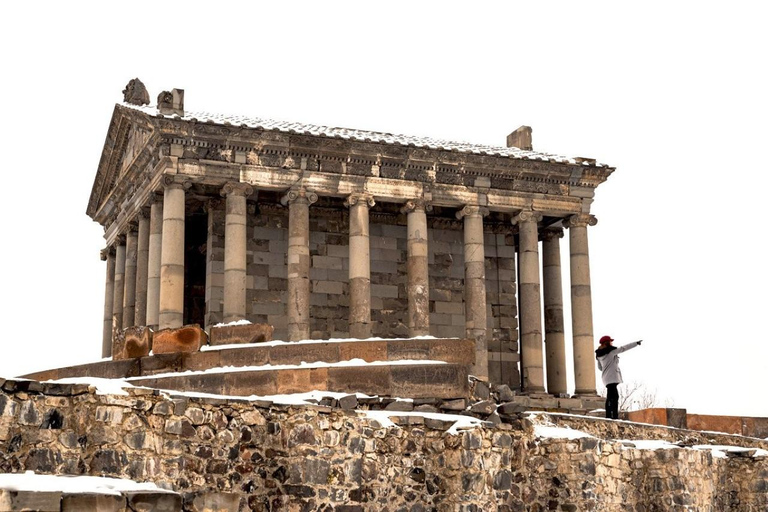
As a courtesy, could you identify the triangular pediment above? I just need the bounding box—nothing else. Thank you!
[87,105,156,222]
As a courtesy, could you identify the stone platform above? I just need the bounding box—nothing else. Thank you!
[23,337,475,400]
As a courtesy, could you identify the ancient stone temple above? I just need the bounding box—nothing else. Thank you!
[89,79,612,395]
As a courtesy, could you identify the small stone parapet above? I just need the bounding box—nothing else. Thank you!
[1,378,767,511]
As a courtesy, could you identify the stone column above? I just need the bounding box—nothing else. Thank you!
[101,247,116,358]
[159,176,190,330]
[402,199,431,337]
[111,236,126,337]
[565,213,598,395]
[122,224,138,328]
[456,205,489,380]
[221,182,254,323]
[146,195,163,328]
[345,193,375,339]
[134,208,150,326]
[282,187,318,341]
[512,210,545,393]
[542,228,567,395]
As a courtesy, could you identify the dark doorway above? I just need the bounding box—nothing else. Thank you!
[184,211,207,326]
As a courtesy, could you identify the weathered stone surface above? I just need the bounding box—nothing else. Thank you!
[152,325,206,355]
[61,493,126,511]
[124,491,181,512]
[188,492,241,512]
[114,326,152,360]
[209,323,274,346]
[0,490,61,511]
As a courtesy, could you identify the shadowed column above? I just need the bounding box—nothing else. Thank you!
[457,205,489,380]
[402,199,431,337]
[122,224,138,328]
[221,182,253,323]
[101,247,116,358]
[565,213,598,395]
[146,194,163,328]
[345,193,375,339]
[111,236,126,340]
[134,208,150,326]
[542,228,567,395]
[159,176,190,330]
[512,210,545,393]
[282,187,318,341]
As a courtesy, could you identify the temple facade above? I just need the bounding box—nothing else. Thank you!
[88,79,613,394]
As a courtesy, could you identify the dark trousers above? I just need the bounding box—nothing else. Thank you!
[605,383,619,419]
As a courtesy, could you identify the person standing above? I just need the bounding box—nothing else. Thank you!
[595,335,642,419]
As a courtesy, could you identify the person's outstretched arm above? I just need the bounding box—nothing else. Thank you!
[615,340,642,354]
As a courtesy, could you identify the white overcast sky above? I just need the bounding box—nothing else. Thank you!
[1,2,766,417]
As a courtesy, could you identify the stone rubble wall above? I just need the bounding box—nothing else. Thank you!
[1,380,767,511]
[204,206,520,387]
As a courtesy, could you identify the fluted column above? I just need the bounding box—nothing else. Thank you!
[565,213,598,395]
[101,247,116,358]
[457,205,489,380]
[345,193,375,339]
[402,199,431,337]
[542,228,567,395]
[282,187,318,341]
[512,210,545,393]
[146,195,163,328]
[134,208,150,326]
[221,182,254,323]
[111,235,126,338]
[159,176,190,330]
[122,224,138,328]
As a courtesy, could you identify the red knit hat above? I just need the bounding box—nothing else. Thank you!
[599,335,614,345]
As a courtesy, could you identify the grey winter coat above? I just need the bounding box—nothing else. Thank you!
[595,341,641,386]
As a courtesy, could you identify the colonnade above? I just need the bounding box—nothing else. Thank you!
[101,177,598,394]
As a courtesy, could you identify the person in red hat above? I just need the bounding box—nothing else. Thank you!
[595,335,642,419]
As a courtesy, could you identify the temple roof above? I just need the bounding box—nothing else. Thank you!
[121,103,607,167]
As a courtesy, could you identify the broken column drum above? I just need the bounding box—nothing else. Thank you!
[89,84,614,393]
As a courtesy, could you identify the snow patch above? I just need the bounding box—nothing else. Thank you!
[0,471,171,495]
[47,377,133,396]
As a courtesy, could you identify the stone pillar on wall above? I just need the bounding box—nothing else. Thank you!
[512,210,545,393]
[565,213,598,395]
[542,228,567,396]
[122,224,138,329]
[221,182,253,323]
[146,195,163,329]
[402,199,431,337]
[159,176,190,330]
[456,205,489,380]
[134,208,150,327]
[101,247,116,358]
[345,193,375,339]
[282,187,318,341]
[112,236,126,338]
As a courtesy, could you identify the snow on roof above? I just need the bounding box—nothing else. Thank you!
[121,103,607,167]
[0,471,171,495]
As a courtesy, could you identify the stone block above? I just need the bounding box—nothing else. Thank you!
[152,325,207,355]
[124,491,182,512]
[327,366,391,395]
[224,370,278,396]
[276,367,328,394]
[189,492,241,512]
[209,323,274,346]
[140,353,184,375]
[61,493,126,511]
[182,351,222,372]
[429,339,475,365]
[371,284,399,298]
[386,339,431,361]
[435,301,464,315]
[339,340,388,362]
[218,346,271,368]
[269,342,340,365]
[312,255,343,269]
[116,326,152,360]
[389,364,469,399]
[0,490,61,511]
[312,280,344,295]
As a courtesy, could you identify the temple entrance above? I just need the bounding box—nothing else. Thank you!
[184,210,207,327]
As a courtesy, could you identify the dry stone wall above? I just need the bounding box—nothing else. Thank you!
[1,380,767,511]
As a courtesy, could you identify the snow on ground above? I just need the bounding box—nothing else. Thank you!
[200,335,442,352]
[0,471,171,494]
[48,377,133,396]
[362,410,485,435]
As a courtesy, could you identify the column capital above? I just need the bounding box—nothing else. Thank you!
[281,187,318,206]
[540,228,564,242]
[139,206,151,220]
[149,192,164,205]
[126,221,139,234]
[344,192,375,208]
[564,213,598,229]
[161,174,192,190]
[401,199,433,215]
[204,198,223,213]
[511,210,543,225]
[115,234,126,245]
[100,247,115,260]
[456,205,489,220]
[221,182,254,198]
